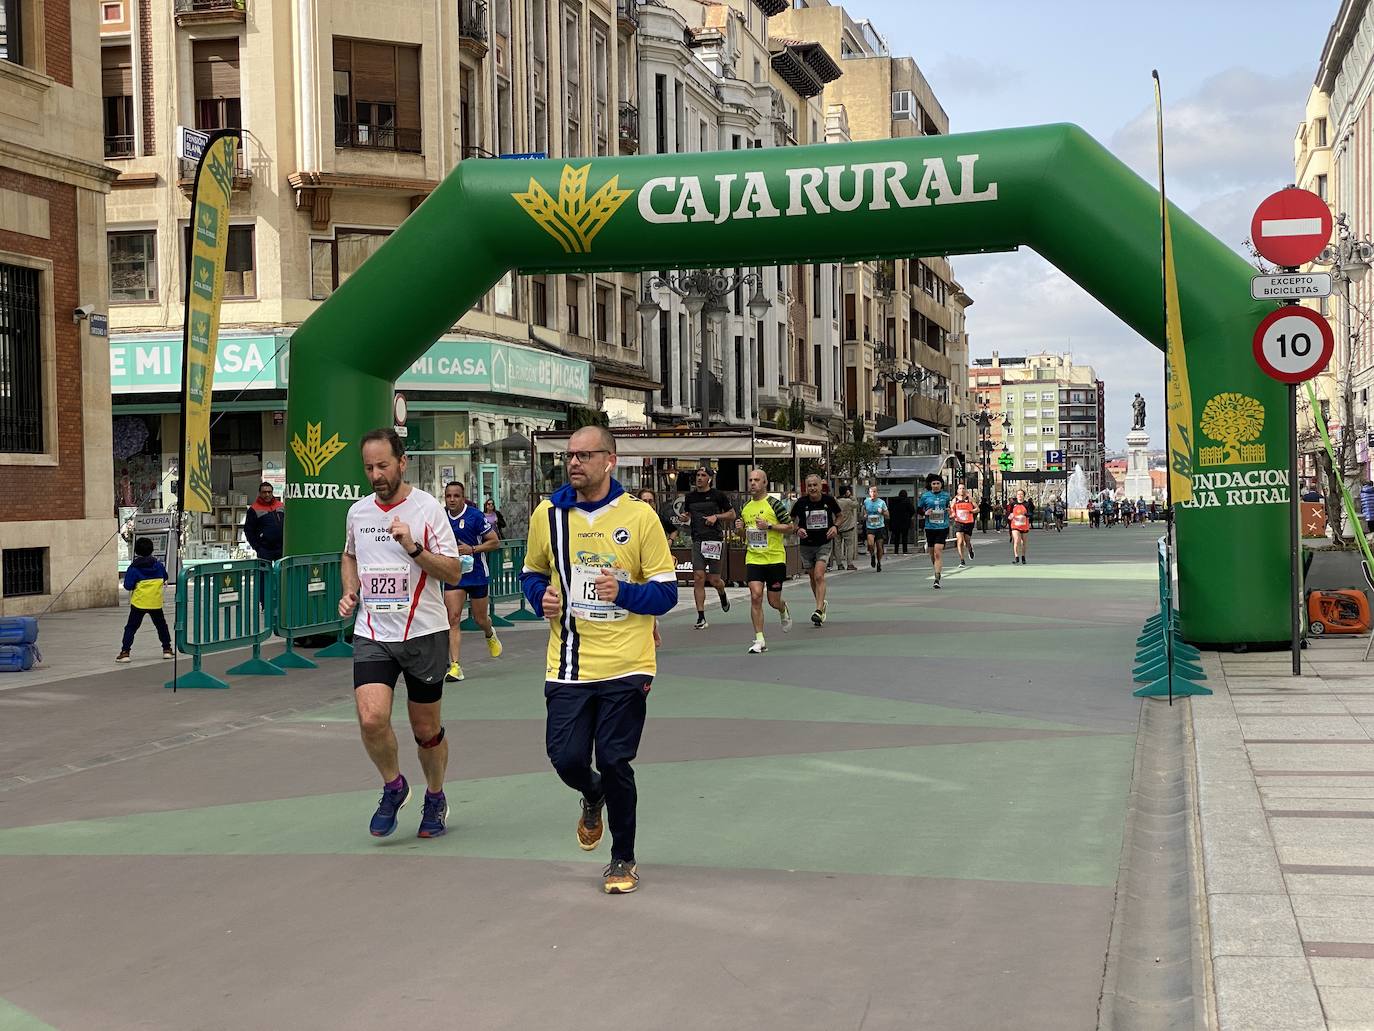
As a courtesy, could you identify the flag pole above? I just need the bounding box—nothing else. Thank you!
[1154,69,1175,705]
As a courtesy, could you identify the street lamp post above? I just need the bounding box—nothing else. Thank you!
[956,399,1010,504]
[638,270,771,430]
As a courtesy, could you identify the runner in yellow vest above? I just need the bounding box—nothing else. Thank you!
[737,468,796,654]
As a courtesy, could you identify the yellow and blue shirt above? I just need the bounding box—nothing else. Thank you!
[521,480,678,684]
[123,556,168,610]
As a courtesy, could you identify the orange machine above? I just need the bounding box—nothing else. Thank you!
[1307,590,1372,636]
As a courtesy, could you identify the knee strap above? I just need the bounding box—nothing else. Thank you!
[415,726,446,749]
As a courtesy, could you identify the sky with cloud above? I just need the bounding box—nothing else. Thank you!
[854,0,1338,449]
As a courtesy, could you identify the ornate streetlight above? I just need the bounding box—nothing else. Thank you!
[638,270,772,430]
[956,399,1010,504]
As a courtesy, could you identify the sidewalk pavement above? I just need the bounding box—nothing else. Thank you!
[1192,634,1374,1031]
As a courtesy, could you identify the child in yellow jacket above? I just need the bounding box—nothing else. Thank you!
[117,536,174,662]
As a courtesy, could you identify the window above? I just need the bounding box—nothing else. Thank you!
[2,547,46,597]
[1,0,24,65]
[102,46,135,158]
[659,318,672,406]
[567,276,582,335]
[309,228,390,299]
[1316,174,1328,201]
[459,67,479,156]
[333,39,422,153]
[621,292,634,348]
[812,265,821,317]
[0,263,43,453]
[1040,425,1055,435]
[595,283,610,341]
[592,24,608,155]
[494,270,517,317]
[193,39,242,132]
[1042,408,1055,419]
[496,76,513,154]
[109,230,157,303]
[1023,392,1036,402]
[1041,391,1054,401]
[178,224,256,298]
[1024,442,1038,453]
[531,276,548,327]
[1316,118,1328,147]
[654,74,667,154]
[563,5,581,156]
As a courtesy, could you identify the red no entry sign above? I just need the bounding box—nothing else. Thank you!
[1252,305,1334,383]
[1250,188,1332,268]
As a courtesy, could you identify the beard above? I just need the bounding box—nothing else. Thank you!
[372,471,404,501]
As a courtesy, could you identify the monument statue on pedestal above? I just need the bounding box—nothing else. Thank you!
[1125,393,1153,500]
[1131,393,1146,432]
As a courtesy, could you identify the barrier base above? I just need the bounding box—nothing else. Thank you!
[1133,677,1213,698]
[270,649,318,670]
[506,608,543,622]
[316,639,354,658]
[228,655,288,676]
[165,669,229,690]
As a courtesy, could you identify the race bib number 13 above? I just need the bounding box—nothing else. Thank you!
[569,564,630,622]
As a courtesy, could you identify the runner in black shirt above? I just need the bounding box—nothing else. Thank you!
[790,473,842,626]
[678,467,735,629]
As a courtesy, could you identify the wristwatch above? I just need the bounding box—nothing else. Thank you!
[408,542,424,558]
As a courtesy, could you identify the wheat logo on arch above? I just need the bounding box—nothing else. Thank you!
[1198,392,1267,467]
[292,421,347,477]
[512,163,633,254]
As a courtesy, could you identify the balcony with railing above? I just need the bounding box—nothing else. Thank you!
[618,101,639,154]
[174,0,246,26]
[176,144,253,195]
[458,0,489,56]
[616,0,638,33]
[104,135,135,159]
[335,122,422,154]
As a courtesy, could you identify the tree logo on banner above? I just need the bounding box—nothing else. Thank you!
[513,163,633,254]
[1198,393,1266,467]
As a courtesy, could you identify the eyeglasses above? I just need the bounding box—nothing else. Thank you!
[564,449,611,464]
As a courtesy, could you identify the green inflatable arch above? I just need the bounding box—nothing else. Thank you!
[283,123,1289,647]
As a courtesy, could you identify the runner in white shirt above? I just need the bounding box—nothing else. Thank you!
[339,429,462,840]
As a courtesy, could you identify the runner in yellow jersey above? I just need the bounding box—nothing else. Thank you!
[737,467,796,654]
[519,426,678,894]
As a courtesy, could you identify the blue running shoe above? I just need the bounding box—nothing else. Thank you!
[417,791,449,839]
[369,775,411,837]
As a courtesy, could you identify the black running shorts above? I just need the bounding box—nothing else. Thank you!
[925,528,949,547]
[747,562,787,593]
[353,629,449,704]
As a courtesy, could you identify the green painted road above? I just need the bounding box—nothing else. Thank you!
[0,522,1159,1030]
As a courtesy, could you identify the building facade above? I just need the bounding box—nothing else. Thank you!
[100,0,644,547]
[769,0,970,468]
[1,0,118,611]
[1308,1,1374,489]
[971,352,1106,494]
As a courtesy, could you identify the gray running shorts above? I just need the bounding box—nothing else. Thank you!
[799,542,833,570]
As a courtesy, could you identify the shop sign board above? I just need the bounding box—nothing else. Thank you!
[110,334,284,393]
[397,339,591,404]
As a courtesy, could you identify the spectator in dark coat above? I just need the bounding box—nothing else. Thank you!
[243,481,285,560]
[889,490,916,555]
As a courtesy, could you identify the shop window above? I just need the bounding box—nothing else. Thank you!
[0,263,43,454]
[310,228,391,299]
[109,230,157,303]
[102,45,135,158]
[333,38,422,153]
[2,547,45,598]
[193,39,242,132]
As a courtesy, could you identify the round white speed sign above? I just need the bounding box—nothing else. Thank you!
[1251,305,1334,384]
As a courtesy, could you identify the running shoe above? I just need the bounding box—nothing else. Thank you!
[445,661,464,683]
[876,561,882,573]
[162,647,174,659]
[811,608,824,627]
[933,577,942,589]
[959,559,966,567]
[417,791,449,838]
[486,633,502,658]
[578,795,605,851]
[870,554,876,568]
[718,589,731,613]
[969,545,975,557]
[369,775,411,837]
[603,859,639,894]
[819,603,827,625]
[749,638,767,654]
[115,651,131,664]
[694,615,709,630]
[780,605,792,633]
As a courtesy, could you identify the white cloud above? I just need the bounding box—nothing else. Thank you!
[926,55,1027,101]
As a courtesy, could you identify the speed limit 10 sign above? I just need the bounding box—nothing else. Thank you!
[1252,305,1334,384]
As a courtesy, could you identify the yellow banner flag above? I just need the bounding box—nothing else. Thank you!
[1155,73,1194,504]
[180,133,238,513]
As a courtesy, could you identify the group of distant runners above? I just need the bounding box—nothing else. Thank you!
[328,425,1074,896]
